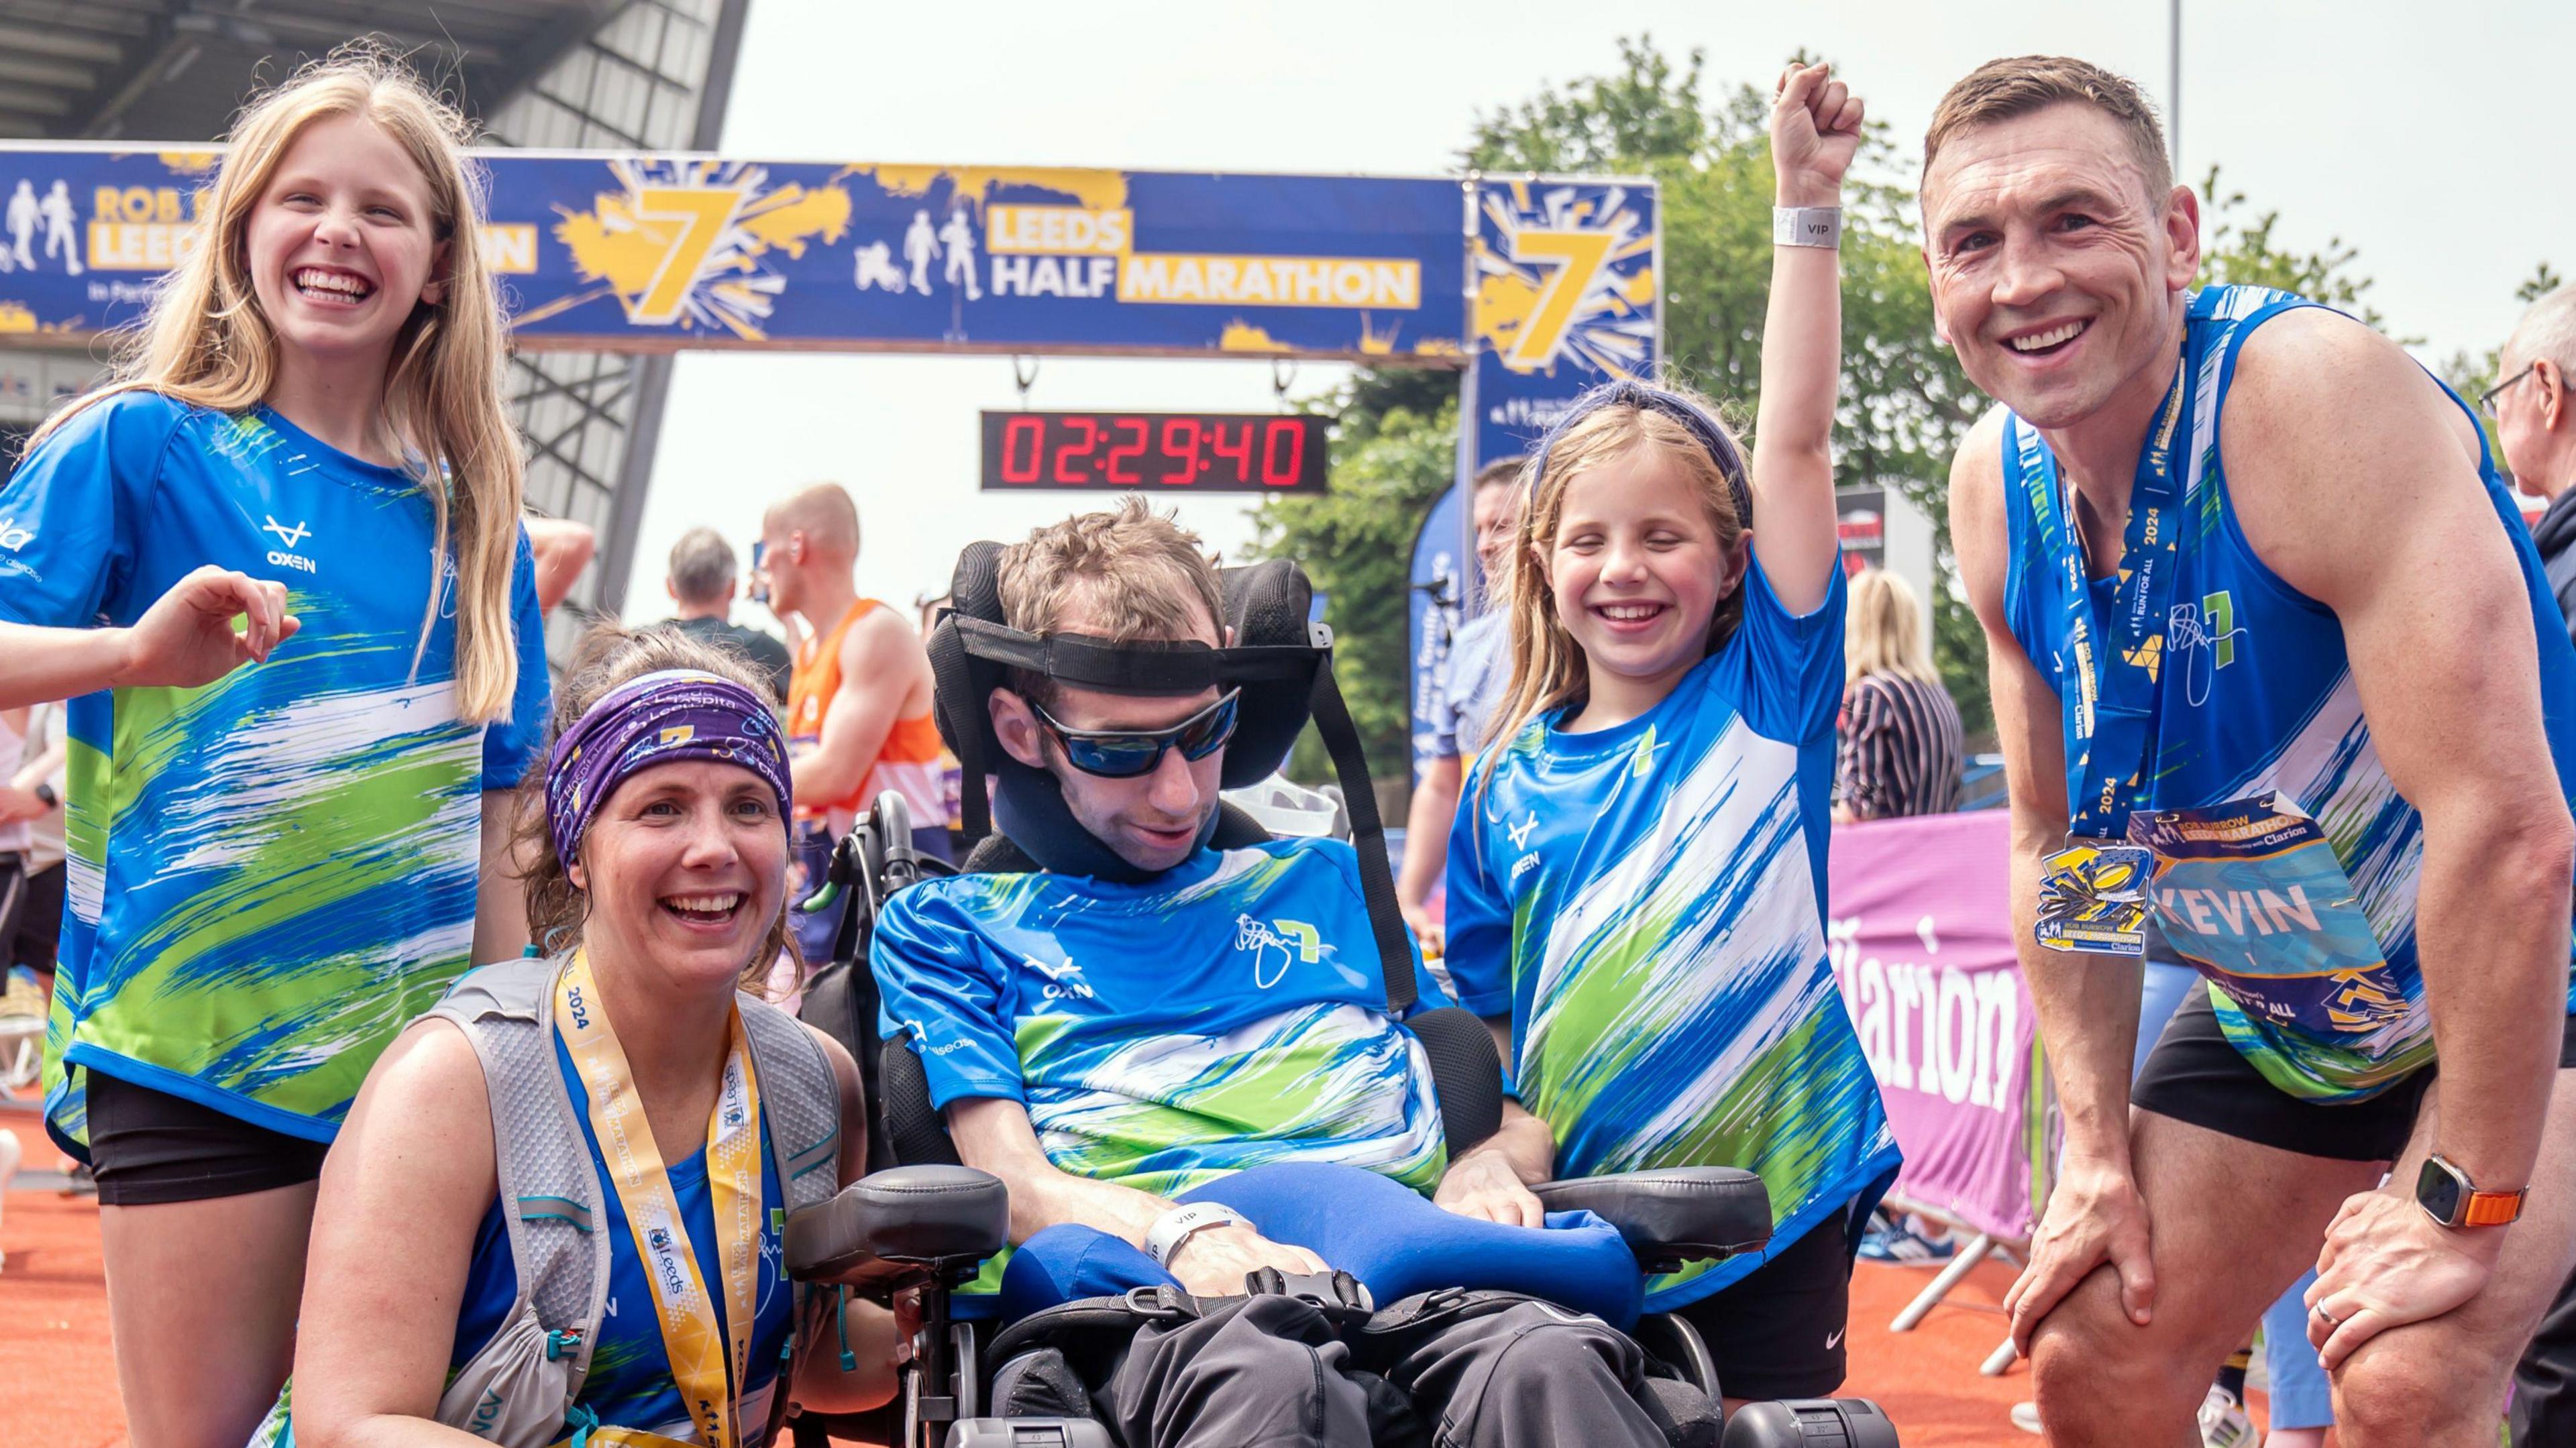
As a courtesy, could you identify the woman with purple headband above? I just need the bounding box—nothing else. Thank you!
[266,628,894,1448]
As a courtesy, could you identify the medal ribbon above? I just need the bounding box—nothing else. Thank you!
[2043,350,2196,840]
[556,952,763,1448]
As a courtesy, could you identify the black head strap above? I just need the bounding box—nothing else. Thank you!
[1527,378,1754,526]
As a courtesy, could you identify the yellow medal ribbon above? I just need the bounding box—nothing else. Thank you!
[556,951,765,1448]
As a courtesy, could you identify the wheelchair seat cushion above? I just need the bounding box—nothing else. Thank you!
[999,1161,1645,1329]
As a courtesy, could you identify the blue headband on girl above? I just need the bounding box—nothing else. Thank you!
[544,669,791,862]
[1526,379,1756,527]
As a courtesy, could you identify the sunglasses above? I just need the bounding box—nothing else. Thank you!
[1030,688,1241,778]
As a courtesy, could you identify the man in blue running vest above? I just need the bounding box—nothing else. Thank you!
[1935,56,2576,1447]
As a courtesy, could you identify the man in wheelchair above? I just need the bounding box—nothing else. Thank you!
[792,502,1895,1448]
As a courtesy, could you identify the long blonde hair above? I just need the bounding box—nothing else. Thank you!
[1479,388,1750,792]
[1845,567,1935,686]
[33,47,525,723]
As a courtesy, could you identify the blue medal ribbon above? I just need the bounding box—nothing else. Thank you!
[2037,349,2195,840]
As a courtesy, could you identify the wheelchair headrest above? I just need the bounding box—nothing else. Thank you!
[924,541,1331,881]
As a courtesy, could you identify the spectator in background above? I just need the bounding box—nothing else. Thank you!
[2491,283,2576,1448]
[1833,568,1962,822]
[2503,285,2576,626]
[525,514,596,617]
[659,525,793,700]
[1394,455,1523,955]
[759,483,949,970]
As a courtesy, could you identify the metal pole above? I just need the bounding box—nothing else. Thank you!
[2169,0,2183,167]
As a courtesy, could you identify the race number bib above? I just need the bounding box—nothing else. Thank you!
[2130,792,2405,1035]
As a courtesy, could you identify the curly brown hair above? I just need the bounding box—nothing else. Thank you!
[513,624,797,991]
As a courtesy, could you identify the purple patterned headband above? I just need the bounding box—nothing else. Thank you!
[544,669,792,862]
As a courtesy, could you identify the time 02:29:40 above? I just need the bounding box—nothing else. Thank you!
[994,414,1311,488]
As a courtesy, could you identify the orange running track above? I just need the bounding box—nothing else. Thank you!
[1,1118,2277,1446]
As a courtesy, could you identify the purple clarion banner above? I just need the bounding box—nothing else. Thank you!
[1827,810,2051,1243]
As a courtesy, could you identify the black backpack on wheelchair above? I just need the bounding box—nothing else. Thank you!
[783,545,1898,1448]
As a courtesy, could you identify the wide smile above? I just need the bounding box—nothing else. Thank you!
[659,889,748,932]
[1588,600,1670,635]
[1997,317,2092,364]
[290,265,377,309]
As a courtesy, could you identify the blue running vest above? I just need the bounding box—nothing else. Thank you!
[2001,286,2576,1103]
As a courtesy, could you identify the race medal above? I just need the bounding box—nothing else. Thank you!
[2035,839,2152,956]
[2028,339,2194,957]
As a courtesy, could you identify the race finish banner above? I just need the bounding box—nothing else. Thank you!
[0,146,1473,359]
[0,146,1654,753]
[1405,177,1660,775]
[1827,810,2054,1245]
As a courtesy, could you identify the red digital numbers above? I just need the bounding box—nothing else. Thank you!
[1000,416,1044,484]
[989,412,1317,491]
[1050,416,1100,484]
[1158,419,1203,484]
[1260,419,1304,487]
[1208,421,1254,483]
[1104,417,1148,485]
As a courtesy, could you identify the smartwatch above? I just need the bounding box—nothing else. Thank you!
[2416,1152,2526,1229]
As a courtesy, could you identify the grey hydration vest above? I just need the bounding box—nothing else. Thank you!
[429,952,845,1448]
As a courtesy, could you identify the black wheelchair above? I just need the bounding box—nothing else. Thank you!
[777,545,1899,1448]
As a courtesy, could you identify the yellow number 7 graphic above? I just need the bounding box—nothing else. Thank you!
[631,186,748,325]
[1505,229,1615,369]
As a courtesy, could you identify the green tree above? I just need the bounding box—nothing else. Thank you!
[2436,262,2564,467]
[1254,36,2422,762]
[1250,390,1458,779]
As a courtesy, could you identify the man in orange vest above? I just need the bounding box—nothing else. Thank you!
[758,482,949,966]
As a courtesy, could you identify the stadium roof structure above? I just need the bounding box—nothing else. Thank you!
[0,0,627,141]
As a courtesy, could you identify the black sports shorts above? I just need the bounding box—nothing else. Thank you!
[2133,987,2576,1162]
[85,1069,331,1205]
[1667,1206,1858,1401]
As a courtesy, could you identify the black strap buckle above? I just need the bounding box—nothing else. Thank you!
[1244,1268,1373,1312]
[1122,1284,1195,1321]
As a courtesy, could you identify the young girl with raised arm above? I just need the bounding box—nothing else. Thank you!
[1442,64,1900,1409]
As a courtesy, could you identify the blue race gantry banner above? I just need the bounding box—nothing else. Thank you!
[1405,176,1660,775]
[0,144,1655,779]
[0,145,1472,362]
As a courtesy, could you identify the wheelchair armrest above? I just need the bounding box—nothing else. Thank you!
[786,1164,1008,1296]
[1532,1167,1773,1271]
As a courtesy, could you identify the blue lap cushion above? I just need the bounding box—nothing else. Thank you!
[998,1162,1644,1329]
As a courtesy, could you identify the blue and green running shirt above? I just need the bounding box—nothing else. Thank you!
[1999,285,2576,1103]
[1445,557,1900,1310]
[871,836,1454,1201]
[0,390,551,1154]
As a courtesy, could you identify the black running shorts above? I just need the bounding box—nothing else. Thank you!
[1667,1208,1858,1402]
[85,1069,331,1205]
[2132,987,2576,1162]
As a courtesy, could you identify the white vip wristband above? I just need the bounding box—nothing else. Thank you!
[1144,1201,1243,1268]
[1773,205,1843,249]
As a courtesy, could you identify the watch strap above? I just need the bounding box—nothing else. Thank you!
[2463,1186,2526,1228]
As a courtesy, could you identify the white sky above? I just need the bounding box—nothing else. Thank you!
[629,0,2570,624]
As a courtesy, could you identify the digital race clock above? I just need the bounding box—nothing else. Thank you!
[979,410,1330,494]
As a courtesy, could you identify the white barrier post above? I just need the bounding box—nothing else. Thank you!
[1888,1233,1996,1332]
